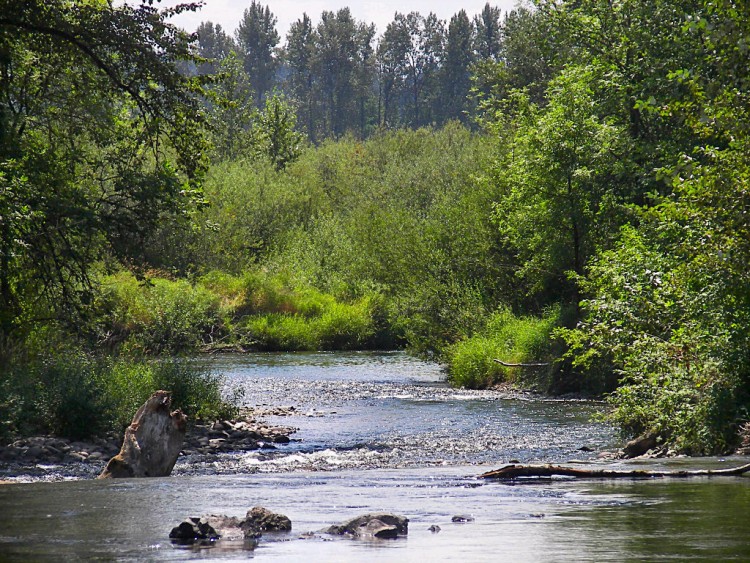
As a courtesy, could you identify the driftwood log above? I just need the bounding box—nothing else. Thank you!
[479,463,750,480]
[99,390,187,479]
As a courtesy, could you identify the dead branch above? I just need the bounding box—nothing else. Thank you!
[493,359,550,367]
[479,463,750,480]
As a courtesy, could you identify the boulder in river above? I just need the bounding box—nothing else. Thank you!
[243,506,292,533]
[324,513,408,539]
[99,391,187,478]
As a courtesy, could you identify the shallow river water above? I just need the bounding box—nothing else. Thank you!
[1,351,749,561]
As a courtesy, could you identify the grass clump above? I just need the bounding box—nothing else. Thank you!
[447,307,559,389]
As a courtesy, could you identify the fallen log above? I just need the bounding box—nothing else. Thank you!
[479,463,750,480]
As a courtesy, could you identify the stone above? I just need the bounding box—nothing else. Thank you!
[428,525,441,533]
[169,517,220,545]
[98,390,187,478]
[451,515,475,523]
[622,434,658,458]
[324,513,408,538]
[243,506,292,533]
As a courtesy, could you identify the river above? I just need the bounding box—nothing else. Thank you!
[1,351,749,561]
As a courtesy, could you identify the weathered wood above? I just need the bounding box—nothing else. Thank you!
[493,359,550,368]
[99,390,187,478]
[479,463,750,480]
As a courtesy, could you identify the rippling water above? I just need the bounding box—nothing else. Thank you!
[177,351,615,475]
[1,351,749,561]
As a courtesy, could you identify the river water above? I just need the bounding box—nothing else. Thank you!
[1,351,749,561]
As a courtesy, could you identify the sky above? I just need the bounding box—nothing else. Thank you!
[160,0,526,39]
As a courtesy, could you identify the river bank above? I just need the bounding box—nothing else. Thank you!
[0,407,297,482]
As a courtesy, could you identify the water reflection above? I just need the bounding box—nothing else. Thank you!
[2,468,749,561]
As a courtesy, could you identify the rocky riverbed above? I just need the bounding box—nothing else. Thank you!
[0,407,297,482]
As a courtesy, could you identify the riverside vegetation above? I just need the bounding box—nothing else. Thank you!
[1,0,749,456]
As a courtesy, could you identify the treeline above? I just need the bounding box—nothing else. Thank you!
[2,0,750,456]
[190,2,546,139]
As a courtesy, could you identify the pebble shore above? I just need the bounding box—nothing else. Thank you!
[0,407,297,481]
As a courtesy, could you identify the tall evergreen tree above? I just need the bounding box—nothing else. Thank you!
[284,14,316,139]
[473,3,502,60]
[235,1,279,105]
[312,9,375,138]
[195,21,236,75]
[440,10,475,122]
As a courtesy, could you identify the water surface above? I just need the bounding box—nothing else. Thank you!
[1,352,748,561]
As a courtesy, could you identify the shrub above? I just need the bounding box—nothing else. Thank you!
[97,272,224,354]
[0,347,238,441]
[447,307,559,389]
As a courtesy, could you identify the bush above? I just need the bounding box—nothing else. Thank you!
[97,272,224,354]
[447,307,559,389]
[1,347,238,441]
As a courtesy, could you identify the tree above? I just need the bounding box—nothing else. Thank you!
[195,21,236,75]
[283,14,316,139]
[253,94,305,170]
[440,10,475,122]
[312,9,375,138]
[377,13,412,127]
[473,3,502,60]
[492,66,631,311]
[235,1,279,105]
[0,0,208,334]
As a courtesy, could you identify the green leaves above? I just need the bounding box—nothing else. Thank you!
[0,0,209,335]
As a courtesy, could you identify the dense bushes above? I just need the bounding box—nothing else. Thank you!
[93,270,392,354]
[0,344,236,441]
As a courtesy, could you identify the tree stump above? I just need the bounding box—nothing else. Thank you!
[98,390,187,478]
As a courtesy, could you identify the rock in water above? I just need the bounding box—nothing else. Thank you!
[324,513,408,539]
[243,506,292,533]
[169,517,220,545]
[98,391,187,478]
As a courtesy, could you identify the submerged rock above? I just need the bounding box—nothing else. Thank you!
[324,513,408,539]
[451,515,475,523]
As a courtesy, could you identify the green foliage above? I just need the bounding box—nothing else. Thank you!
[239,274,385,351]
[0,343,236,441]
[0,0,209,337]
[562,225,748,453]
[96,272,224,354]
[447,307,559,389]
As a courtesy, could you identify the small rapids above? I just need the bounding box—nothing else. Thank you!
[174,351,616,475]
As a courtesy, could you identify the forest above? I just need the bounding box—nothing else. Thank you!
[1,0,749,456]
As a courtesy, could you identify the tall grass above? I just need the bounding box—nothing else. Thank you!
[447,307,560,389]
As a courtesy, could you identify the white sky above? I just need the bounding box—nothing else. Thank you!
[161,0,526,39]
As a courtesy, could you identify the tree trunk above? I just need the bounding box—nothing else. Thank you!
[99,390,187,478]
